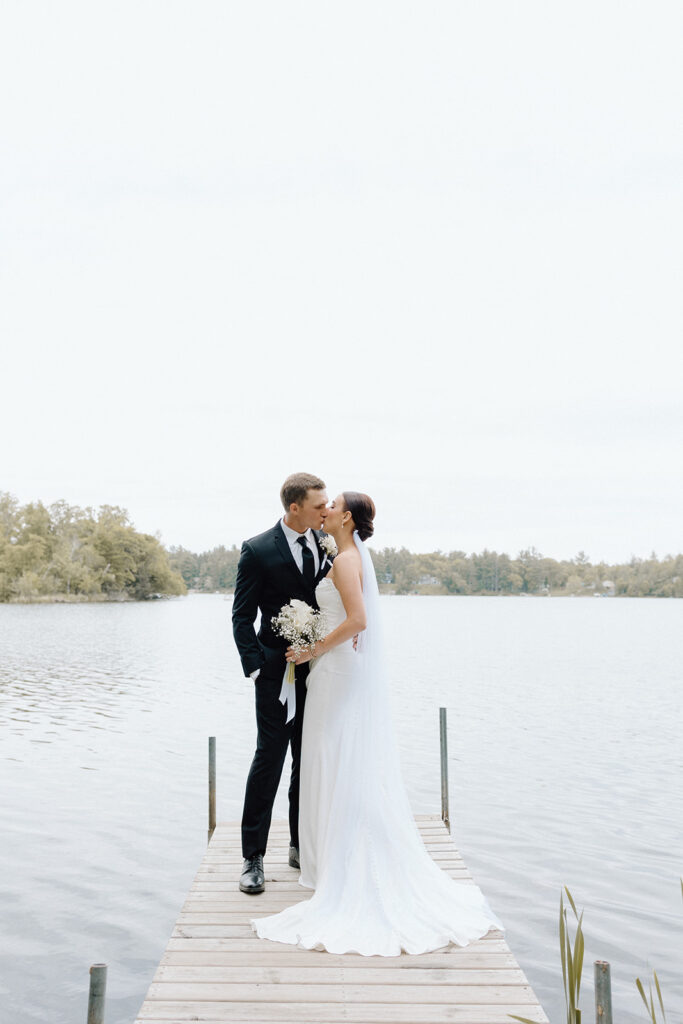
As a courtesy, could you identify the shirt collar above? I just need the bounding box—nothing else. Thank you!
[281,517,315,547]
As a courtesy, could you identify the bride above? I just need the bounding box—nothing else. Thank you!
[252,491,503,956]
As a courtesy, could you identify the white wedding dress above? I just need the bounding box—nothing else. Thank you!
[252,533,503,956]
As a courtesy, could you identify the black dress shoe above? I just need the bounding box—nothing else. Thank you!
[288,845,300,869]
[239,854,265,894]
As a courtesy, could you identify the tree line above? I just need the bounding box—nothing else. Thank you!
[2,491,681,601]
[0,493,186,602]
[368,546,683,597]
[169,542,683,598]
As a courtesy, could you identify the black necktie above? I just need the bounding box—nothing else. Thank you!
[297,535,315,588]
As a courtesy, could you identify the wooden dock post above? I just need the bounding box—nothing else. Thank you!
[86,963,107,1024]
[594,960,613,1024]
[208,736,216,842]
[439,706,450,833]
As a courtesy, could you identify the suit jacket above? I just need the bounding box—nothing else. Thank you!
[232,521,333,678]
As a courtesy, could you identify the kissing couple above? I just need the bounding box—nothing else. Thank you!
[232,472,502,955]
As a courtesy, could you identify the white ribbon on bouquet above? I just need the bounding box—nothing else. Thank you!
[279,659,297,723]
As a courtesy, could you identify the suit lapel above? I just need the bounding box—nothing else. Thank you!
[272,521,305,589]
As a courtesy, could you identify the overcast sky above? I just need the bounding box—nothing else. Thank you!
[2,2,681,562]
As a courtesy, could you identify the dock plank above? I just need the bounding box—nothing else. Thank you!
[135,817,548,1024]
[145,982,538,1003]
[155,966,528,984]
[137,1002,547,1022]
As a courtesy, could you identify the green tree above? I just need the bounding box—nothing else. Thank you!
[0,493,185,602]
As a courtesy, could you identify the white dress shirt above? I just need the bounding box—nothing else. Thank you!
[250,521,320,681]
[279,517,320,576]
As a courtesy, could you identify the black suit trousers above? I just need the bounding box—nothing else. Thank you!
[241,660,309,859]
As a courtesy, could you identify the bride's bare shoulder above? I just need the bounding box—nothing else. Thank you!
[332,547,362,567]
[329,547,362,584]
[331,548,362,573]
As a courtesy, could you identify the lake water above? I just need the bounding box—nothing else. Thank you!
[1,595,681,1023]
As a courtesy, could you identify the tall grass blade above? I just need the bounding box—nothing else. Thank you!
[559,897,568,1013]
[567,936,576,1014]
[565,886,579,918]
[636,978,650,1013]
[575,911,584,1000]
[654,970,666,1022]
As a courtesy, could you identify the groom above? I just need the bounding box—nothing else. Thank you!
[232,472,332,894]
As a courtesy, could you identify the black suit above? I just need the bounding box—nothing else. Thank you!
[232,520,332,859]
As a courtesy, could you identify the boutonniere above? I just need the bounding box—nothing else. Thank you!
[319,534,338,559]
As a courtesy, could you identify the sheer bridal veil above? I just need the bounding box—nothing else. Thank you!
[334,532,425,852]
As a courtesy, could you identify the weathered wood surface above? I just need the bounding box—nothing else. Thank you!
[135,815,548,1023]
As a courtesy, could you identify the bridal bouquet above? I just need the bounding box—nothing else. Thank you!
[271,600,327,722]
[272,599,328,675]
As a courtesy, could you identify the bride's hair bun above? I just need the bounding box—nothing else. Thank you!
[342,491,376,542]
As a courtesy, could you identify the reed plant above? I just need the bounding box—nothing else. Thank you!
[510,886,585,1024]
[510,879,681,1024]
[635,971,666,1024]
[634,879,681,1024]
[559,887,585,1023]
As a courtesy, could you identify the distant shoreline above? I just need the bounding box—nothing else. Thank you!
[3,492,681,603]
[169,543,683,600]
[4,589,679,605]
[4,592,177,605]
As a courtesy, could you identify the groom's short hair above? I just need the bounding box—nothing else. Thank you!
[280,472,326,510]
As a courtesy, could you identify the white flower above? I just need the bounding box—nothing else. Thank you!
[289,599,313,630]
[319,534,337,558]
[271,599,328,654]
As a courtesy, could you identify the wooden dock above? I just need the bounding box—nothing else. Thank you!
[134,815,548,1023]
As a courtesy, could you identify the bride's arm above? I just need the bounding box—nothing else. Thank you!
[288,551,366,664]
